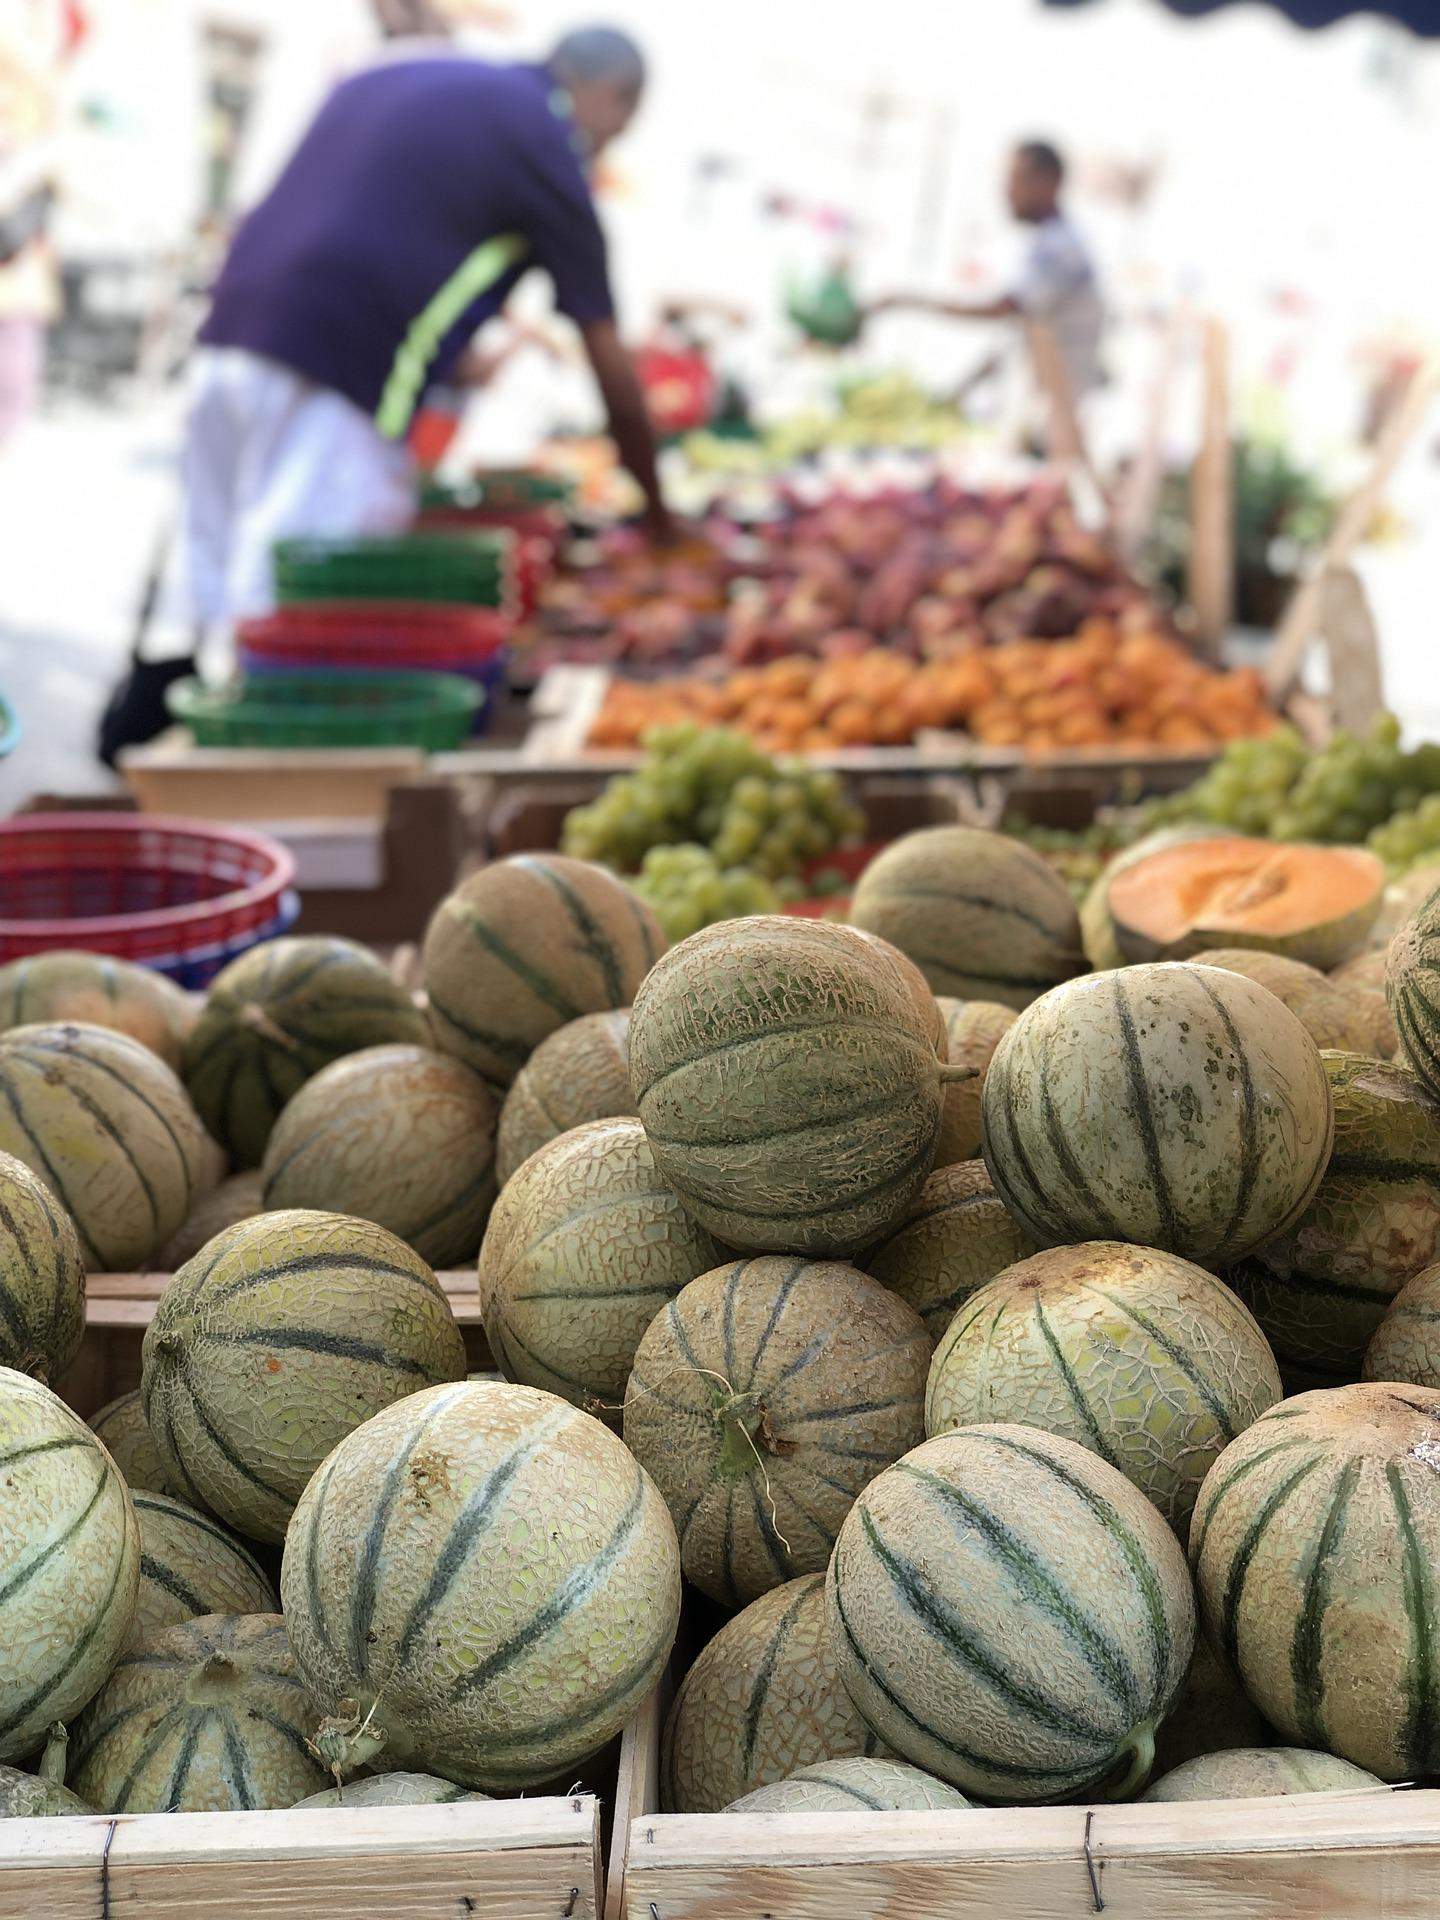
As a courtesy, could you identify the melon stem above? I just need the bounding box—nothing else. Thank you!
[937,1064,980,1086]
[1108,1719,1157,1801]
[715,1391,767,1481]
[239,1002,299,1052]
[38,1724,68,1786]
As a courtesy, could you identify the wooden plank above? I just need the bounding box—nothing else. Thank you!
[624,1790,1440,1920]
[0,1797,600,1920]
[1314,564,1385,733]
[1187,313,1234,656]
[1114,302,1189,566]
[604,1682,666,1920]
[119,737,426,821]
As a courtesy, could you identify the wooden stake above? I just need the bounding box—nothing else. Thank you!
[1188,313,1233,657]
[1114,303,1189,568]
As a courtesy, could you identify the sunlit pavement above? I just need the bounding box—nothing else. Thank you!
[1,390,1438,818]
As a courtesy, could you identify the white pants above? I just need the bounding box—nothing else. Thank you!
[161,346,416,632]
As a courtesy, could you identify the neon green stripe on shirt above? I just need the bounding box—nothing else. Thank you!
[375,231,528,438]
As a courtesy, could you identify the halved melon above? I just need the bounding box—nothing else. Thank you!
[1107,838,1383,970]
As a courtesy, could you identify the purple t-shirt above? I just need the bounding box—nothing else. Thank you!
[200,57,615,426]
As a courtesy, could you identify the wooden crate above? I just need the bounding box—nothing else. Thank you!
[13,1272,640,1920]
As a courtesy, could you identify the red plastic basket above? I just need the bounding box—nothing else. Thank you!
[237,602,511,669]
[0,814,297,965]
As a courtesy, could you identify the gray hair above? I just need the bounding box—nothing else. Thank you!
[550,24,646,96]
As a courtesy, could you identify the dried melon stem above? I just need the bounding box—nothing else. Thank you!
[308,1697,389,1789]
[239,1002,299,1052]
[38,1724,68,1786]
[936,1064,980,1087]
[187,1653,247,1707]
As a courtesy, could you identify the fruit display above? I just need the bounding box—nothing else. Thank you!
[585,629,1276,756]
[0,1149,84,1384]
[0,1021,215,1271]
[1232,1052,1440,1381]
[661,1574,885,1813]
[624,1257,929,1606]
[280,1380,681,1790]
[422,852,665,1092]
[0,950,195,1069]
[827,1424,1196,1801]
[182,936,430,1169]
[495,1008,634,1185]
[261,1044,499,1266]
[128,1490,278,1645]
[141,1211,468,1542]
[1190,1385,1440,1780]
[982,965,1334,1262]
[70,1614,327,1813]
[924,1243,1282,1539]
[849,826,1084,1008]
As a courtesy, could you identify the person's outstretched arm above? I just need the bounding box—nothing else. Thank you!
[581,318,673,541]
[869,291,1020,323]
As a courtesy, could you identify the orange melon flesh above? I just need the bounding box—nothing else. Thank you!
[1108,838,1384,970]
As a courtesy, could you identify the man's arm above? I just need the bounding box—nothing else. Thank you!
[580,318,673,541]
[870,292,1020,323]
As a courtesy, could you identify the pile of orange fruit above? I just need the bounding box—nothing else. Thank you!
[586,621,1278,755]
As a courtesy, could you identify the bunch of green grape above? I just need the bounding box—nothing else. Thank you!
[631,844,781,942]
[562,724,865,881]
[1369,796,1440,875]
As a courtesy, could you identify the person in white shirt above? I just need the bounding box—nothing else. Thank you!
[871,139,1106,411]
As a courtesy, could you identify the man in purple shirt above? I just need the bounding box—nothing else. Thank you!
[166,25,670,630]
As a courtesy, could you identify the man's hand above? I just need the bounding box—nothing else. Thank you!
[580,318,671,536]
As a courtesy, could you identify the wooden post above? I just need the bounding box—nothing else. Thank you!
[1187,314,1233,657]
[1114,303,1189,568]
[1315,565,1386,732]
[1265,357,1437,702]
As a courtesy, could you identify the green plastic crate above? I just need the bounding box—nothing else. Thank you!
[272,532,512,607]
[419,468,573,512]
[168,672,483,751]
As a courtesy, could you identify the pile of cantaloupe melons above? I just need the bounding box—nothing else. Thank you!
[3,817,1440,1829]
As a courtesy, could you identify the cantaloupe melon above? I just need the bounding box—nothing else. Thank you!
[850,931,947,1056]
[69,1613,325,1812]
[183,937,430,1169]
[0,952,195,1071]
[280,1380,680,1790]
[0,1727,91,1816]
[0,1150,84,1384]
[1364,1263,1440,1386]
[1105,838,1383,970]
[1369,862,1440,951]
[931,999,1014,1166]
[1080,827,1234,973]
[849,827,1084,1010]
[1142,1747,1385,1802]
[861,1160,1038,1348]
[481,1117,723,1421]
[1152,1632,1272,1776]
[624,1258,929,1607]
[158,1171,265,1271]
[827,1423,1195,1802]
[1332,949,1387,994]
[423,855,665,1092]
[662,1573,887,1813]
[87,1390,175,1496]
[1190,1384,1440,1779]
[982,966,1334,1264]
[0,1022,214,1271]
[1387,887,1440,1103]
[261,1046,497,1267]
[496,1009,634,1186]
[292,1772,493,1809]
[629,917,950,1256]
[0,1367,140,1761]
[1188,949,1394,1056]
[142,1210,467,1543]
[726,1757,971,1813]
[1229,1052,1440,1382]
[926,1243,1281,1538]
[130,1491,277,1645]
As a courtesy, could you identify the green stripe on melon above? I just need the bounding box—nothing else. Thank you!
[142,1210,467,1543]
[629,917,949,1257]
[87,1390,176,1496]
[662,1572,887,1813]
[481,1116,722,1422]
[1143,1746,1385,1802]
[279,1380,680,1791]
[981,965,1334,1264]
[0,1149,85,1385]
[0,1021,214,1271]
[261,1046,497,1267]
[422,855,665,1093]
[849,826,1084,1010]
[826,1422,1195,1802]
[726,1756,970,1812]
[496,1008,634,1186]
[925,1242,1281,1539]
[130,1491,278,1645]
[183,937,430,1169]
[292,1771,492,1809]
[69,1612,325,1812]
[862,1159,1038,1348]
[0,951,195,1071]
[1229,1051,1440,1381]
[624,1257,929,1607]
[1190,1383,1440,1780]
[0,1366,141,1761]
